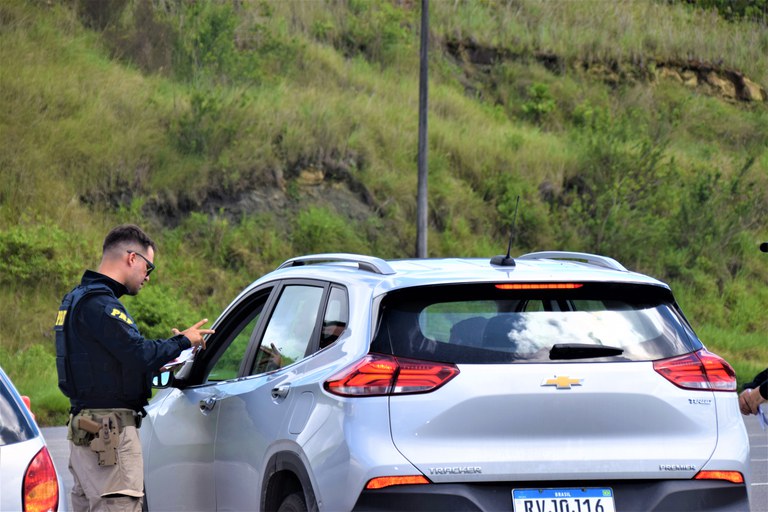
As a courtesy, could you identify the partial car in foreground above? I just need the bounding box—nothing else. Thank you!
[0,365,64,512]
[142,251,751,511]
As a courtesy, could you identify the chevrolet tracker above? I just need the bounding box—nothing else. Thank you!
[141,251,751,511]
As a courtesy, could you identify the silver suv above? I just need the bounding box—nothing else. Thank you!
[141,251,751,511]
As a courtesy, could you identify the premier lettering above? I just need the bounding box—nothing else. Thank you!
[659,464,696,471]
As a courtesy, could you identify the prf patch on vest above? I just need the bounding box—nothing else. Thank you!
[55,309,67,327]
[109,307,134,325]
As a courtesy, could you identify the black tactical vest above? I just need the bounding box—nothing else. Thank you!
[54,282,112,402]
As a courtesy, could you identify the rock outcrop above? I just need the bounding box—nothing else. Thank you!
[444,39,767,103]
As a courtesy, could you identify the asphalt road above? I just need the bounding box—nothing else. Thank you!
[43,415,767,511]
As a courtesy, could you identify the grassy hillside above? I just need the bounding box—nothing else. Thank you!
[1,0,766,425]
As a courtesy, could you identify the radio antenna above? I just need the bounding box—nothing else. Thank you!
[490,195,520,267]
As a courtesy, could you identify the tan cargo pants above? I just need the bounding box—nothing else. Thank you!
[69,424,143,512]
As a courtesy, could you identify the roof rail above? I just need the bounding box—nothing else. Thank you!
[277,253,396,275]
[517,251,628,271]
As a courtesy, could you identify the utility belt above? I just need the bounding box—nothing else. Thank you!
[68,408,141,466]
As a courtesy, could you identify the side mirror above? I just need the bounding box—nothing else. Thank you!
[152,371,173,388]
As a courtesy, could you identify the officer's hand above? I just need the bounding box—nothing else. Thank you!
[740,387,767,415]
[739,390,753,415]
[172,318,215,350]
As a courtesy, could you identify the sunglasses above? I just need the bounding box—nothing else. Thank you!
[127,250,156,276]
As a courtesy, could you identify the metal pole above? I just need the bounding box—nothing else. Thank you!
[416,0,429,258]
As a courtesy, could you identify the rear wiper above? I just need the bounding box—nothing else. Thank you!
[549,343,624,360]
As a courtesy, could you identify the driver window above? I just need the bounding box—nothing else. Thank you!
[252,285,324,375]
[206,292,270,382]
[208,315,260,381]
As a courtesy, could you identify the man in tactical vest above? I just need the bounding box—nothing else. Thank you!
[55,224,214,512]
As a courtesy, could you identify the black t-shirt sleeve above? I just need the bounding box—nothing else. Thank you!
[743,368,768,400]
[77,294,191,372]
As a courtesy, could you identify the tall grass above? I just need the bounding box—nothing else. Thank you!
[0,1,170,223]
[430,0,768,85]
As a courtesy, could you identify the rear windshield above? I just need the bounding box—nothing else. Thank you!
[0,379,35,446]
[371,283,700,364]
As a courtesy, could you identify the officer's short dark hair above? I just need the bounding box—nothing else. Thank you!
[102,224,156,254]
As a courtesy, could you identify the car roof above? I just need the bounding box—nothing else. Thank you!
[245,252,668,297]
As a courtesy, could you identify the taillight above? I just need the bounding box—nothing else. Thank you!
[325,353,459,397]
[694,470,744,484]
[23,446,59,512]
[653,349,736,391]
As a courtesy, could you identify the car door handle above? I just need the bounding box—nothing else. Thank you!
[271,385,290,400]
[199,396,218,412]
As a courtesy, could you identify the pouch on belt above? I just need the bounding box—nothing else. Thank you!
[68,413,96,447]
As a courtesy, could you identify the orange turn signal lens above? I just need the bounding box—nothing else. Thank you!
[365,475,430,489]
[693,470,744,484]
[495,283,583,290]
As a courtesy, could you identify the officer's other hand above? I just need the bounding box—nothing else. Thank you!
[172,318,215,350]
[739,390,752,415]
[739,387,767,415]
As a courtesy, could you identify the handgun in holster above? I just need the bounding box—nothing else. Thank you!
[80,415,119,466]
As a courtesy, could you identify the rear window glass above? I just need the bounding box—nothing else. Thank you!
[0,379,35,446]
[371,283,699,364]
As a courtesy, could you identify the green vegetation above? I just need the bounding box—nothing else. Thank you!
[0,0,765,426]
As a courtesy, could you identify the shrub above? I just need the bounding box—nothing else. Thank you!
[292,207,368,254]
[668,159,768,276]
[172,1,239,81]
[169,0,302,84]
[0,225,85,288]
[521,83,556,123]
[493,174,555,250]
[554,107,675,267]
[171,88,243,158]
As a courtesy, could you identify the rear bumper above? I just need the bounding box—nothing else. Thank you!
[352,479,749,511]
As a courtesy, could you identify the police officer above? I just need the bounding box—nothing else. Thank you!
[55,224,214,512]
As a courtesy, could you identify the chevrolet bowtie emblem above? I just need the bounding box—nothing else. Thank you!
[542,376,583,389]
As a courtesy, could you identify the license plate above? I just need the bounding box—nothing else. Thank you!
[512,488,615,512]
